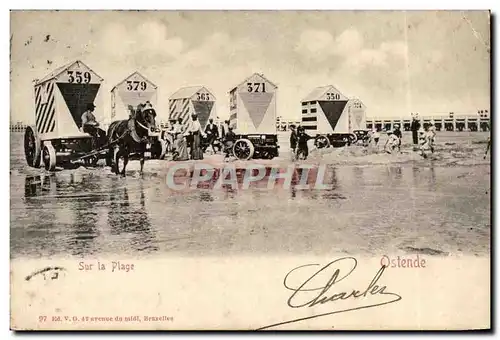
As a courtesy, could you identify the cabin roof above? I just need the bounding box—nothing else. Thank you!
[169,86,214,100]
[35,60,103,85]
[301,85,346,102]
[111,71,158,91]
[229,73,278,92]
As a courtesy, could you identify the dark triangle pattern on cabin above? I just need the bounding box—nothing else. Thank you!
[192,101,214,130]
[57,83,101,128]
[239,92,273,129]
[318,101,349,131]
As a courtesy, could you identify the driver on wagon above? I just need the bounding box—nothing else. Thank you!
[81,103,105,147]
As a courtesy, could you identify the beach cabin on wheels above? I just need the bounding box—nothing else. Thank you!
[24,60,105,171]
[228,73,279,160]
[110,72,166,160]
[168,86,216,131]
[110,71,158,121]
[300,85,367,148]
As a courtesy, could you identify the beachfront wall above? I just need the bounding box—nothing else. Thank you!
[229,73,278,134]
[111,71,158,122]
[168,86,216,132]
[366,113,491,132]
[300,85,367,134]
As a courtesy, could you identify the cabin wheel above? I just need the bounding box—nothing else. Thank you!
[233,139,255,160]
[24,125,41,168]
[42,143,57,172]
[113,147,125,175]
[314,135,331,149]
[348,133,358,145]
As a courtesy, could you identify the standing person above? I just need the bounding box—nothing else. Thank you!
[419,125,433,158]
[81,103,105,148]
[295,126,313,160]
[289,125,298,160]
[411,117,421,150]
[393,124,402,152]
[185,113,206,160]
[173,118,188,161]
[204,118,219,154]
[426,121,436,154]
[221,120,230,140]
[223,126,237,160]
[484,137,491,159]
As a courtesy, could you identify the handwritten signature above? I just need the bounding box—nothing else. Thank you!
[257,257,402,330]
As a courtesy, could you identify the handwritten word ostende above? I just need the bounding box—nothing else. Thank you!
[258,257,402,330]
[78,261,135,272]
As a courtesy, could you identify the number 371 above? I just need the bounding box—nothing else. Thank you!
[247,82,266,93]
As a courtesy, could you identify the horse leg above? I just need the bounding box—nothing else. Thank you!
[139,144,146,175]
[114,147,121,175]
[121,149,129,176]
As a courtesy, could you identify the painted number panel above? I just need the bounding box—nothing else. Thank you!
[325,92,341,100]
[126,81,147,91]
[246,82,267,93]
[56,63,100,84]
[196,92,211,101]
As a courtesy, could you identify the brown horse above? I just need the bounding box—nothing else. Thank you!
[106,107,157,176]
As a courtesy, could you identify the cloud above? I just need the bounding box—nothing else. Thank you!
[332,28,364,55]
[99,21,184,61]
[295,29,334,55]
[295,28,406,71]
[178,32,255,68]
[380,41,408,58]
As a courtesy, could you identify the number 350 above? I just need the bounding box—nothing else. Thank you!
[67,71,91,84]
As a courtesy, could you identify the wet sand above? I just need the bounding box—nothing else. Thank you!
[10,131,491,258]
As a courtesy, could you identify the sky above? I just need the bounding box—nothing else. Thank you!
[10,10,490,124]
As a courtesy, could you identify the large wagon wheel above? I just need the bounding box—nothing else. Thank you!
[113,147,126,175]
[314,135,331,149]
[42,144,57,172]
[233,139,255,160]
[347,133,358,146]
[151,139,167,160]
[24,125,41,168]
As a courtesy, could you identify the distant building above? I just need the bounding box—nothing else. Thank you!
[10,121,27,133]
[366,110,490,132]
[276,116,301,132]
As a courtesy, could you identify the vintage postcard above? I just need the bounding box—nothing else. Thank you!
[10,10,490,330]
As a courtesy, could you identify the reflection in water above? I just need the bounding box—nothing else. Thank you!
[352,167,364,186]
[199,191,214,202]
[108,178,158,253]
[13,162,490,258]
[428,166,436,191]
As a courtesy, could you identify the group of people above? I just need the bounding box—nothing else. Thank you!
[289,125,313,160]
[287,116,439,161]
[164,118,237,161]
[367,117,437,157]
